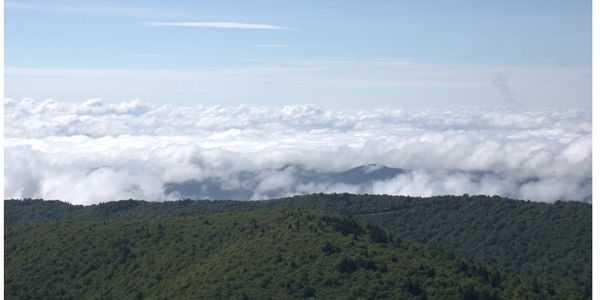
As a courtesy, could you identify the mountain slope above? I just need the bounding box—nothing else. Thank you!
[163,164,406,200]
[5,209,570,299]
[5,194,591,297]
[351,195,592,296]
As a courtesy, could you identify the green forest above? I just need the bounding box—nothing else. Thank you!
[4,194,591,299]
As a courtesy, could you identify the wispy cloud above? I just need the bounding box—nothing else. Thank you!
[169,44,219,52]
[491,71,519,105]
[255,44,290,48]
[145,21,292,30]
[6,0,172,17]
[128,53,167,58]
[5,62,591,107]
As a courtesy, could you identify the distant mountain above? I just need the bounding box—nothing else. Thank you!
[5,209,570,299]
[162,164,593,203]
[320,164,407,185]
[164,164,407,200]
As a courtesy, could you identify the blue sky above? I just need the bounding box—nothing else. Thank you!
[5,0,592,107]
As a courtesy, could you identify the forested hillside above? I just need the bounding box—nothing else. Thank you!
[5,209,572,299]
[352,195,592,296]
[5,194,591,298]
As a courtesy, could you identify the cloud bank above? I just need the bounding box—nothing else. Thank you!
[4,98,591,205]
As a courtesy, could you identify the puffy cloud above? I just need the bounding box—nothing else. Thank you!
[4,98,591,204]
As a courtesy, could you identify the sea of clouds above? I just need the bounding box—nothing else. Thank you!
[4,98,591,205]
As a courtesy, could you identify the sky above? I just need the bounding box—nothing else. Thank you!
[3,1,593,204]
[4,0,592,107]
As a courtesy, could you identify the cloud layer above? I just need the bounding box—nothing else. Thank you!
[4,98,591,205]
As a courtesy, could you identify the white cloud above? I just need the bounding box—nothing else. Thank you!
[4,98,591,204]
[145,21,291,30]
